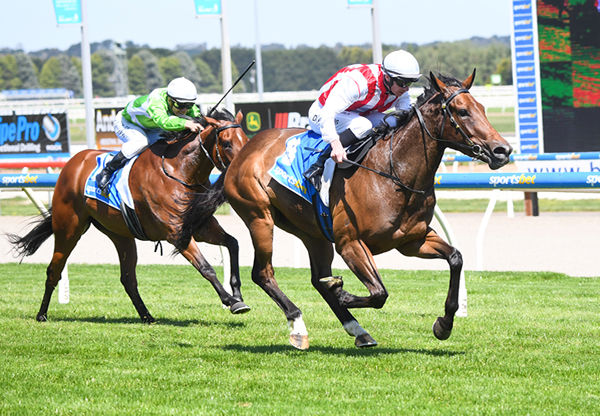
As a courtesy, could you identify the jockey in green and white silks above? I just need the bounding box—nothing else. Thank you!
[96,77,204,194]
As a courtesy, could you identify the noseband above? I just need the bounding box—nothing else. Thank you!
[413,88,483,157]
[162,122,242,190]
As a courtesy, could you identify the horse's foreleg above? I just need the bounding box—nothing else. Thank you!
[179,238,250,314]
[193,215,243,303]
[106,232,154,323]
[304,238,377,348]
[399,227,463,340]
[247,217,308,350]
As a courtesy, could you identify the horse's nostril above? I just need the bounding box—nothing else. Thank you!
[494,145,512,157]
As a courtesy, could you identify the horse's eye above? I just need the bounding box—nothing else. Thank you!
[222,141,233,149]
[457,109,469,117]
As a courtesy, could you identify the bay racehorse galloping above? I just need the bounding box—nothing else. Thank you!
[224,71,512,349]
[9,109,250,322]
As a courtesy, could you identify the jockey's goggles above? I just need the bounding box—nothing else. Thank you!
[170,97,195,110]
[391,77,417,88]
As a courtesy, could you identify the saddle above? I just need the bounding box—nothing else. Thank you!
[339,109,411,170]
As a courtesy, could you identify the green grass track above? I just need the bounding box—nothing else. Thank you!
[1,264,598,415]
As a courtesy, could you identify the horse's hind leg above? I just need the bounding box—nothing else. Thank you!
[246,216,308,350]
[38,212,90,322]
[104,231,155,323]
[179,237,250,314]
[304,237,377,348]
[398,227,463,341]
[193,215,244,304]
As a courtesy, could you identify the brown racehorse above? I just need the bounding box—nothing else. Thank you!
[224,71,513,350]
[9,109,251,323]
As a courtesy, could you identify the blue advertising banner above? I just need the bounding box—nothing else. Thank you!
[347,0,373,6]
[511,0,544,153]
[193,0,221,16]
[0,112,70,159]
[433,172,600,190]
[53,0,81,25]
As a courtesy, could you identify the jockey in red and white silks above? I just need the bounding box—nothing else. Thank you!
[308,50,421,164]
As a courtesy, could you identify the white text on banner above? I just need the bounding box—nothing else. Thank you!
[194,0,221,16]
[53,0,82,25]
[348,0,373,7]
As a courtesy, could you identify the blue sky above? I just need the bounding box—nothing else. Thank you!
[2,0,512,52]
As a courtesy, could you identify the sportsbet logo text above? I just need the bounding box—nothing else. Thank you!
[586,175,600,186]
[489,174,536,186]
[1,174,39,185]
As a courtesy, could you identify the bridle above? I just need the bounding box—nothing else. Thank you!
[161,121,242,190]
[346,87,482,195]
[413,88,483,157]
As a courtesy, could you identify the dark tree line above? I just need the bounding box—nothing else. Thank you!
[0,36,511,98]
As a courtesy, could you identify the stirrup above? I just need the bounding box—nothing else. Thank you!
[96,171,112,194]
[303,168,323,192]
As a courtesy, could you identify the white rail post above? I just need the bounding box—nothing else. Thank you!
[476,190,499,271]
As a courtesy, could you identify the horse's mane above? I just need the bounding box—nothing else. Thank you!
[160,107,236,141]
[416,73,463,107]
[161,107,237,251]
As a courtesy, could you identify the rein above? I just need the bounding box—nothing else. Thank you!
[161,122,242,190]
[342,111,426,195]
[350,88,479,195]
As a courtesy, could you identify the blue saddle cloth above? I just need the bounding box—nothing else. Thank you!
[84,152,135,211]
[268,130,334,242]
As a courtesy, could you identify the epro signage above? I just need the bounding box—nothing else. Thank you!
[235,101,313,136]
[0,112,70,158]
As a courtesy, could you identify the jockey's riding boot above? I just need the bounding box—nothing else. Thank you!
[96,151,128,194]
[303,129,358,192]
[303,146,331,192]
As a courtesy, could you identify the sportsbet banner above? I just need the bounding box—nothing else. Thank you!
[0,112,70,158]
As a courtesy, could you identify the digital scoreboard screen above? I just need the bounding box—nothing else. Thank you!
[537,0,600,152]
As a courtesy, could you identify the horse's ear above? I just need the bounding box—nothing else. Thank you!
[462,68,476,90]
[235,110,243,124]
[430,71,446,92]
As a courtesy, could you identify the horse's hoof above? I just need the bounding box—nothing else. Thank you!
[230,301,251,314]
[141,314,156,324]
[432,317,452,340]
[36,314,47,322]
[319,276,343,290]
[289,334,309,350]
[355,333,378,348]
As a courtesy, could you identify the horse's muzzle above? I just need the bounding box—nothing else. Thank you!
[487,143,513,170]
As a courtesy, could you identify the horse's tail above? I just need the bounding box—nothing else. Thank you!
[6,211,54,259]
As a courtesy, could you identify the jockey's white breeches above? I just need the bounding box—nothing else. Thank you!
[308,101,388,142]
[113,111,164,159]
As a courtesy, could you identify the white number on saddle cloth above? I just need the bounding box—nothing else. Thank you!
[280,136,301,166]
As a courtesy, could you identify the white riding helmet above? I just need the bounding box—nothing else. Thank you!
[382,50,421,81]
[167,77,197,103]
